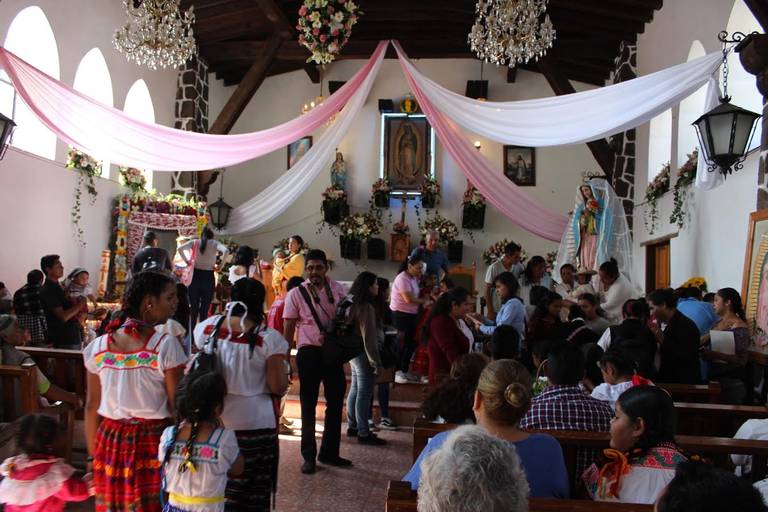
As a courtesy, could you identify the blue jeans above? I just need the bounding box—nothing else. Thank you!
[347,353,375,436]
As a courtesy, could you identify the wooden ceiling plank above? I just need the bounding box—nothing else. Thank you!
[549,0,654,23]
[538,55,615,178]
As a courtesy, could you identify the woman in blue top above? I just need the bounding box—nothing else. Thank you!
[469,272,526,344]
[403,359,569,498]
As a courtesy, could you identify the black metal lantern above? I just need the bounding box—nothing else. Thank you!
[693,31,762,177]
[0,112,17,159]
[208,170,232,230]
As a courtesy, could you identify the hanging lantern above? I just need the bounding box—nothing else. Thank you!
[208,169,232,230]
[693,98,761,177]
[693,30,763,178]
[0,112,17,159]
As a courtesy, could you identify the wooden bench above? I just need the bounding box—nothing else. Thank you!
[0,363,75,461]
[21,346,87,412]
[675,401,768,437]
[658,381,722,403]
[385,481,654,512]
[411,420,768,482]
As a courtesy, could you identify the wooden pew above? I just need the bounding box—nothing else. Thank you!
[21,346,87,408]
[411,420,768,482]
[385,481,654,512]
[675,401,768,437]
[658,381,722,403]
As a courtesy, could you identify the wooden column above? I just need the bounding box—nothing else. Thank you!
[736,34,768,209]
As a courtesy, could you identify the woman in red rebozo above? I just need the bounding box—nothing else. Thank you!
[84,271,187,511]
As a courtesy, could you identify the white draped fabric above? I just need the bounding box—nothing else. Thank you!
[397,49,723,147]
[222,44,386,235]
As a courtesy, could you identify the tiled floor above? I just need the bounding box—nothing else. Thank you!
[69,421,412,511]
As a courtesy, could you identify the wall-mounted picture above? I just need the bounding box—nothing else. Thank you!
[287,136,313,169]
[742,209,768,347]
[383,114,432,191]
[504,145,536,186]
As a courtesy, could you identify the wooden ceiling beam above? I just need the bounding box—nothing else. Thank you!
[549,0,654,23]
[200,34,283,195]
[743,0,768,32]
[548,12,644,38]
[537,55,615,178]
[253,0,319,82]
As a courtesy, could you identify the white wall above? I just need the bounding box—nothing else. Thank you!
[0,0,177,291]
[211,59,598,288]
[632,0,761,292]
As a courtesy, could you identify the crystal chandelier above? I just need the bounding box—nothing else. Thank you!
[468,0,556,67]
[113,0,197,70]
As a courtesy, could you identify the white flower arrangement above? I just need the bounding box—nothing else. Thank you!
[339,212,381,241]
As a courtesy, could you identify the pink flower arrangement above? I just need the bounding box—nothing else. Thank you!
[297,0,361,65]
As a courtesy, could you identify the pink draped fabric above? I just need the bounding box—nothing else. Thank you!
[0,41,388,171]
[393,42,568,241]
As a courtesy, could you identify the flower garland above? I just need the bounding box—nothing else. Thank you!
[339,212,382,241]
[297,0,361,65]
[669,149,698,230]
[419,213,459,242]
[119,167,147,195]
[67,147,103,247]
[545,250,558,273]
[111,192,208,286]
[644,162,671,234]
[482,238,527,266]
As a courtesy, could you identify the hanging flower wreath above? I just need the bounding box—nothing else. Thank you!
[644,162,671,234]
[297,0,361,66]
[67,147,102,247]
[669,149,698,230]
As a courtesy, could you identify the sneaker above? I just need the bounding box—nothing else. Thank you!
[346,427,358,438]
[419,375,430,384]
[379,417,398,430]
[395,371,410,384]
[367,420,380,432]
[279,424,294,436]
[358,433,387,446]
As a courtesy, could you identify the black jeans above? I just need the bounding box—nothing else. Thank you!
[296,346,346,462]
[188,268,215,325]
[392,311,419,373]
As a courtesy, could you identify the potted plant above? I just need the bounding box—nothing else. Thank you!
[321,185,349,225]
[338,212,382,259]
[419,177,441,209]
[461,184,486,229]
[420,213,461,262]
[371,178,392,208]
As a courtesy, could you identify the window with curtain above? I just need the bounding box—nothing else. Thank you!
[726,0,763,152]
[647,109,672,182]
[123,79,156,189]
[1,6,60,159]
[677,40,707,167]
[73,48,113,177]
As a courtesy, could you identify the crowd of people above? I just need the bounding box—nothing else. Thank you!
[0,228,766,511]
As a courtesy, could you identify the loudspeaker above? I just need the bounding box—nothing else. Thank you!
[329,81,346,95]
[378,99,395,113]
[465,80,488,100]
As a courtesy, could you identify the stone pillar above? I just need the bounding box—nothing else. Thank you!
[608,42,638,232]
[171,57,209,197]
[737,35,768,210]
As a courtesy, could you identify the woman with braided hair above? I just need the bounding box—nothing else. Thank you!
[84,271,189,511]
[403,359,568,498]
[159,370,244,511]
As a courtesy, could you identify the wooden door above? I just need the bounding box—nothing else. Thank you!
[646,240,671,292]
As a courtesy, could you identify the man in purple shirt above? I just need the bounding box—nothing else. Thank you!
[283,249,349,475]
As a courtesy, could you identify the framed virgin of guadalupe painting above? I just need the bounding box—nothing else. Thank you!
[382,113,434,192]
[742,209,768,346]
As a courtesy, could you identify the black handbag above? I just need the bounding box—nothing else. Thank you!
[189,315,226,374]
[297,286,363,366]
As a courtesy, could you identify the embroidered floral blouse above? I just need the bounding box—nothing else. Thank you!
[83,331,188,420]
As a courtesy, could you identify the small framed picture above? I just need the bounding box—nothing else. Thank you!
[503,145,536,186]
[287,136,313,169]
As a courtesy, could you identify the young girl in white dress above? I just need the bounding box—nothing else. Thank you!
[159,370,244,512]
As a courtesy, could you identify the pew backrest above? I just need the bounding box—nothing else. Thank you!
[658,381,721,403]
[385,481,654,512]
[0,364,37,421]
